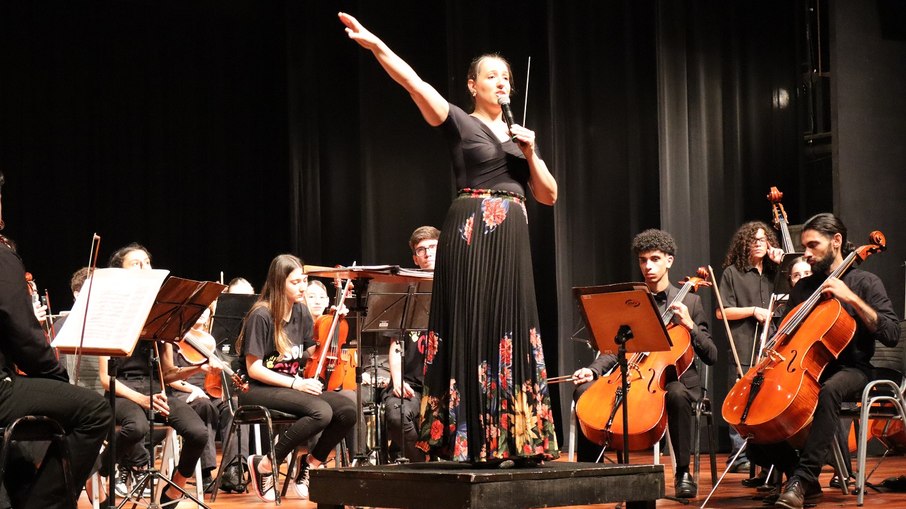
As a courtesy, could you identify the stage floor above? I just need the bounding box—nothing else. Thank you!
[77,452,906,508]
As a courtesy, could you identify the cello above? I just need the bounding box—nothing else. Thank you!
[303,277,357,391]
[722,231,887,445]
[576,268,711,451]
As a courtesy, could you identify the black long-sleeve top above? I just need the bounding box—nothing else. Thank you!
[0,244,68,381]
[785,268,900,377]
[587,283,717,389]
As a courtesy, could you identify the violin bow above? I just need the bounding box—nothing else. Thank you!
[709,265,744,379]
[74,233,102,387]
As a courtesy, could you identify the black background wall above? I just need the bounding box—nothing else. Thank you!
[1,0,903,450]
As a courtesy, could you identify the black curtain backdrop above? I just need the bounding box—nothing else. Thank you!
[2,0,903,450]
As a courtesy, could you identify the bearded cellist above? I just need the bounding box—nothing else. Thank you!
[744,213,899,509]
[570,229,717,498]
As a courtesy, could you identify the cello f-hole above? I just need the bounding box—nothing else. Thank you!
[785,349,799,373]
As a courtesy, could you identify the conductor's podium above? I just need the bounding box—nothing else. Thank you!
[310,461,664,509]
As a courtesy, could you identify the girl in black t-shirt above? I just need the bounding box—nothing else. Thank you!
[236,254,356,502]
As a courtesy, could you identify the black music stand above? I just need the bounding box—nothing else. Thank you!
[362,280,433,463]
[123,277,225,509]
[211,293,258,358]
[573,282,671,464]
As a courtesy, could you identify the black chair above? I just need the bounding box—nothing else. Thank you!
[210,404,301,505]
[0,416,77,509]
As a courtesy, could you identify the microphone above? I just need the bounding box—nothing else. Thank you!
[497,95,517,141]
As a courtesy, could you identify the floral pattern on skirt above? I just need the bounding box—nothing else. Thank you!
[416,189,559,463]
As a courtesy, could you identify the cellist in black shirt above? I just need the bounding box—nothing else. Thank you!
[745,213,899,509]
[0,172,112,509]
[571,229,717,498]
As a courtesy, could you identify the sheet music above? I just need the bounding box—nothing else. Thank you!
[52,268,170,356]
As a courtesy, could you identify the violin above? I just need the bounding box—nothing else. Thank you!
[176,327,248,394]
[576,268,711,451]
[303,277,357,391]
[25,272,55,340]
[722,231,887,445]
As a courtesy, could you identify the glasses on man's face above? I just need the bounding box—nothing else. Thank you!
[751,237,767,247]
[415,244,437,257]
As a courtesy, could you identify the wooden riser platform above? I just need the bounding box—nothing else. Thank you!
[309,461,664,509]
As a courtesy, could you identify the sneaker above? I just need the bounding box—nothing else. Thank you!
[247,455,275,502]
[114,467,131,498]
[293,457,311,499]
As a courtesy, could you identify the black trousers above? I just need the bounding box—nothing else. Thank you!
[382,387,425,461]
[107,378,208,478]
[169,391,229,472]
[746,367,868,486]
[0,375,111,509]
[239,384,356,463]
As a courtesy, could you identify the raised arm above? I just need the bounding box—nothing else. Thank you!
[339,12,449,126]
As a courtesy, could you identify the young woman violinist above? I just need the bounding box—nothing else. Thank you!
[236,254,356,502]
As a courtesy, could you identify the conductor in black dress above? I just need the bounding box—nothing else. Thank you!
[571,229,716,498]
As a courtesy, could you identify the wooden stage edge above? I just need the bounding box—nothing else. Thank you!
[309,461,665,509]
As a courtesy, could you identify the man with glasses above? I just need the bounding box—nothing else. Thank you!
[716,222,784,478]
[382,226,439,462]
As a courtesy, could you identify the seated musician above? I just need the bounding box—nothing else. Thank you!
[167,307,229,493]
[305,280,330,319]
[237,254,356,502]
[0,172,112,509]
[571,229,717,498]
[383,225,439,462]
[788,256,812,287]
[97,243,209,506]
[745,213,899,509]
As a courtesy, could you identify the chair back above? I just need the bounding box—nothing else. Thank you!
[870,320,906,386]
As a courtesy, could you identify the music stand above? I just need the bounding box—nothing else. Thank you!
[124,277,225,509]
[362,280,432,463]
[211,293,258,358]
[772,252,805,297]
[573,282,671,464]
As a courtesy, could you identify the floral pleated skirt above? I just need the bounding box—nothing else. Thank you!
[416,188,559,463]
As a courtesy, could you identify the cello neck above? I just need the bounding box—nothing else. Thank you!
[660,282,692,326]
[778,217,796,253]
[773,232,886,340]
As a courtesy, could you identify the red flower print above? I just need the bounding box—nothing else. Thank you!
[460,214,474,245]
[431,419,444,440]
[481,198,509,232]
[499,335,513,366]
[424,331,439,365]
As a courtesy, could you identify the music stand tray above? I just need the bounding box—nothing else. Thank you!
[572,282,672,464]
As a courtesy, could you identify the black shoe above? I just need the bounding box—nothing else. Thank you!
[758,485,780,505]
[674,471,697,499]
[743,470,769,487]
[775,476,822,509]
[158,490,183,507]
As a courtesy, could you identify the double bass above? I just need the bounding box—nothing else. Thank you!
[576,268,710,451]
[768,186,798,254]
[722,231,887,445]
